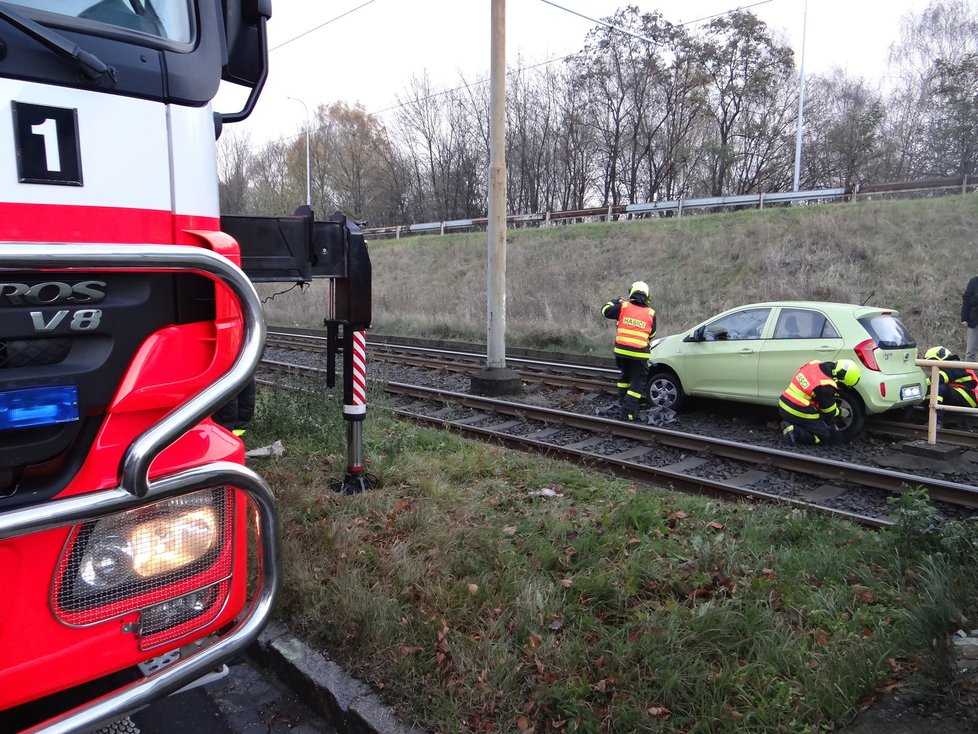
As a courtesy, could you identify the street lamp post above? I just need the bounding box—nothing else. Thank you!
[288,96,311,208]
[792,0,808,192]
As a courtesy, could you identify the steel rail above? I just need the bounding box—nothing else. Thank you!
[258,360,978,506]
[392,405,890,529]
[386,382,978,509]
[257,359,970,522]
[268,331,978,449]
[868,418,978,449]
[266,332,616,377]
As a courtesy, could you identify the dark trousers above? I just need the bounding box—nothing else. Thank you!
[615,355,648,419]
[778,406,840,445]
[214,377,256,431]
[933,384,977,426]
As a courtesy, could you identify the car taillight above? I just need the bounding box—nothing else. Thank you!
[53,488,235,647]
[854,339,881,371]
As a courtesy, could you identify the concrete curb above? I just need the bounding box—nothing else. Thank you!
[250,621,427,734]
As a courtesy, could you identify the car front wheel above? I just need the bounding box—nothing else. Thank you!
[647,371,685,411]
[835,391,866,440]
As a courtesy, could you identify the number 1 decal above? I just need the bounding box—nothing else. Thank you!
[30,118,63,173]
[12,102,82,186]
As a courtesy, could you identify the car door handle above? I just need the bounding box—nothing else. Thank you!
[815,346,835,352]
[738,348,754,354]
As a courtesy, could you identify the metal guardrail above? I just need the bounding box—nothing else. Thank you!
[363,174,975,240]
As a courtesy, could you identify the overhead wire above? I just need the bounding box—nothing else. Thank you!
[269,0,377,52]
[243,0,784,154]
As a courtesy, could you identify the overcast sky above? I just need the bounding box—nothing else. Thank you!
[215,0,935,150]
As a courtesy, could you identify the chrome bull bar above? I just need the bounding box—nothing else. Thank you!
[0,244,280,732]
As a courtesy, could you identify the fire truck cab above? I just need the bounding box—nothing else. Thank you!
[0,1,284,730]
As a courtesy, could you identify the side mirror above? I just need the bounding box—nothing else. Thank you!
[220,0,272,123]
[684,326,704,343]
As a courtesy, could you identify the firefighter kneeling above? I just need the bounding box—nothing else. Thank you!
[922,345,978,427]
[778,359,862,446]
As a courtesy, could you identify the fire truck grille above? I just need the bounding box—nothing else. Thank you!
[0,270,216,507]
[0,338,70,369]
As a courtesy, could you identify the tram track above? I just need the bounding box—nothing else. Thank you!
[266,329,978,449]
[259,353,978,528]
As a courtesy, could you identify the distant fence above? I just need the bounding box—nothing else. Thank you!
[362,174,976,240]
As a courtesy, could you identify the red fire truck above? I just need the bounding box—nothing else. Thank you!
[0,1,371,731]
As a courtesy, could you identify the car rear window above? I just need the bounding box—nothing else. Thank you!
[857,314,916,349]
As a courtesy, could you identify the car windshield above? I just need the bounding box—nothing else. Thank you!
[5,0,191,43]
[858,314,917,349]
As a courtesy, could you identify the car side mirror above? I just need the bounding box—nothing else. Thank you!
[684,326,704,343]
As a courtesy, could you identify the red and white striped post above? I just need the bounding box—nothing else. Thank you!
[346,329,367,419]
[337,328,374,493]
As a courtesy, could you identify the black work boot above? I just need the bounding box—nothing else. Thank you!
[781,423,797,445]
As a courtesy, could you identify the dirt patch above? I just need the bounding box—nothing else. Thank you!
[840,687,978,733]
[839,633,978,733]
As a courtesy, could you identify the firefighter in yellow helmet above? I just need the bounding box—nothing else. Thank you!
[778,359,861,445]
[922,346,978,427]
[600,281,656,421]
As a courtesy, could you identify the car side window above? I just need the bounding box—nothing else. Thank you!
[704,308,770,341]
[773,309,838,339]
[820,318,840,338]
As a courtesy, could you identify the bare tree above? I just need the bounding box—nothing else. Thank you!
[217,127,254,214]
[801,70,887,189]
[248,139,302,216]
[697,11,796,196]
[504,59,558,215]
[393,73,486,222]
[884,0,978,178]
[550,61,599,210]
[307,102,403,221]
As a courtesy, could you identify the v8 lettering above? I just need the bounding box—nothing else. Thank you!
[31,309,103,332]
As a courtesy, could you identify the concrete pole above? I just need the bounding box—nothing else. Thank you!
[792,0,808,192]
[471,0,521,396]
[486,0,506,369]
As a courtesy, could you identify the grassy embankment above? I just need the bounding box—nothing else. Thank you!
[261,193,978,356]
[251,381,978,734]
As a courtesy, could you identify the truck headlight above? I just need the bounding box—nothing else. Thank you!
[54,488,233,627]
[79,505,218,588]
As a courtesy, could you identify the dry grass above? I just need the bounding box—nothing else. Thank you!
[261,194,978,355]
[251,389,978,734]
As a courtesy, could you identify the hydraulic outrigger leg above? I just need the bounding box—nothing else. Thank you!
[222,208,373,494]
[332,327,376,494]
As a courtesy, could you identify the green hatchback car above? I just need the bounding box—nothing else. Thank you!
[646,301,926,436]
